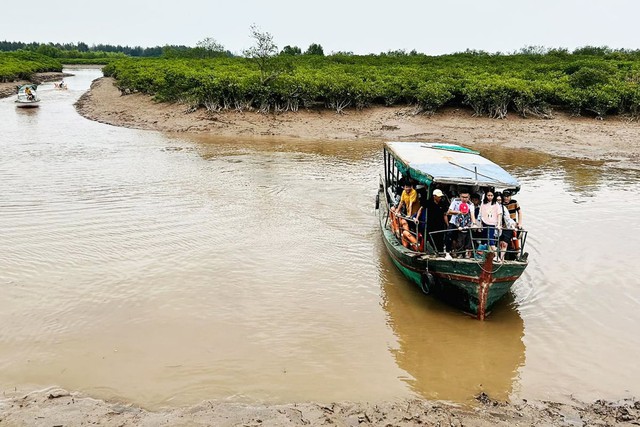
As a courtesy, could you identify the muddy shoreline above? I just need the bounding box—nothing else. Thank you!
[74,77,640,170]
[1,388,638,426]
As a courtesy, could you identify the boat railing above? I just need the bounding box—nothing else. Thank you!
[427,227,528,262]
[377,179,528,262]
[381,202,528,261]
[387,211,423,250]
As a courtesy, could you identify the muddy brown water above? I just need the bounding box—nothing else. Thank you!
[1,69,639,410]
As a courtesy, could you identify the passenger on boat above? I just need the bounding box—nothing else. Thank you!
[500,190,523,260]
[470,193,483,243]
[470,193,481,218]
[425,188,449,254]
[403,186,430,251]
[495,193,510,262]
[444,191,477,259]
[25,86,34,100]
[389,181,418,244]
[401,206,427,251]
[397,181,422,248]
[397,181,420,224]
[478,190,502,255]
[502,190,523,229]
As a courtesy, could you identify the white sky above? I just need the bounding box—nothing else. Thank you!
[4,0,640,55]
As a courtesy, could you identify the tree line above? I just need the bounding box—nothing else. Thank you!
[0,39,326,59]
[102,49,640,119]
[4,30,640,119]
[0,40,166,57]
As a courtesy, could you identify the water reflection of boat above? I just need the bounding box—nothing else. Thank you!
[379,244,525,402]
[376,142,529,319]
[15,84,40,108]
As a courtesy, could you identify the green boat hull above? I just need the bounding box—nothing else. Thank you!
[379,207,527,320]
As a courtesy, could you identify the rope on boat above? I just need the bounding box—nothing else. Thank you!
[447,161,513,186]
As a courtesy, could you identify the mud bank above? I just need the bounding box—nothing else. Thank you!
[75,77,640,169]
[1,388,638,426]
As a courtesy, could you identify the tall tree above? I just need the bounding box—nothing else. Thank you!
[243,24,282,84]
[196,37,226,57]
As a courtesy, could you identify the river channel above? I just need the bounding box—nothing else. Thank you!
[1,68,639,410]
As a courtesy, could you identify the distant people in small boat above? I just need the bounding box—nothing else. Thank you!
[444,190,477,259]
[425,188,449,254]
[479,190,502,255]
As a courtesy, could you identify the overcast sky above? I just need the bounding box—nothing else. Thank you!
[4,0,640,55]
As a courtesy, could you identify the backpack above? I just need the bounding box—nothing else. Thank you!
[457,202,472,228]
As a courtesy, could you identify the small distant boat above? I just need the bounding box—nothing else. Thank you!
[15,84,40,108]
[376,142,529,320]
[54,81,67,90]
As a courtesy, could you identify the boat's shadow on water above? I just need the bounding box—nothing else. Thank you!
[376,240,525,403]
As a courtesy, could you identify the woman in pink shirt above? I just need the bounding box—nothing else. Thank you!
[478,190,502,254]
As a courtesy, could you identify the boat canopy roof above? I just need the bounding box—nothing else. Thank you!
[385,142,520,189]
[16,84,37,93]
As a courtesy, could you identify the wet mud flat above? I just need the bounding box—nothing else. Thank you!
[1,389,639,426]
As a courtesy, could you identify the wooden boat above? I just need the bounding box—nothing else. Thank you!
[15,84,40,108]
[375,142,529,320]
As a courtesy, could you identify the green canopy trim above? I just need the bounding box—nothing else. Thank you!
[430,144,480,155]
[394,158,433,186]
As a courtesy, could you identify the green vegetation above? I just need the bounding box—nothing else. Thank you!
[4,35,640,119]
[103,50,640,118]
[0,51,62,82]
